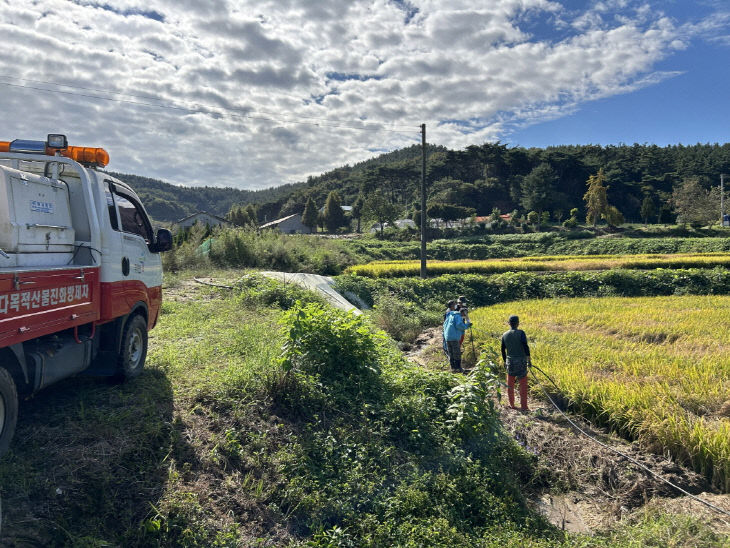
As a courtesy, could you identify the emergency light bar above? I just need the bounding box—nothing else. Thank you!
[0,134,109,167]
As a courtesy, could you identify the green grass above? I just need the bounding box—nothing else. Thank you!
[0,278,726,546]
[341,232,730,264]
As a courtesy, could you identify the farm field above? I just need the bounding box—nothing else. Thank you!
[471,295,730,492]
[347,252,730,277]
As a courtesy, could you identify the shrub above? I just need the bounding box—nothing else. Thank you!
[446,358,502,445]
[233,273,327,310]
[371,293,441,344]
[278,302,387,400]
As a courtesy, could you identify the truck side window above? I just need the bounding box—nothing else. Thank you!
[115,193,152,242]
[105,184,119,230]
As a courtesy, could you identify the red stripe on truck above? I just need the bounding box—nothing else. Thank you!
[99,280,161,328]
[0,270,161,348]
[0,267,101,347]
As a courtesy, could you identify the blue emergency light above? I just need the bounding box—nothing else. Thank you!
[9,139,46,153]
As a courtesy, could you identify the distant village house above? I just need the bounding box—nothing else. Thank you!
[173,211,232,231]
[260,213,313,234]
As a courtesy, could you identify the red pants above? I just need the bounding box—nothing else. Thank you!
[507,374,529,410]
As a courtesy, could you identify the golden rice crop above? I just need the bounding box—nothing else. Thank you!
[346,253,730,277]
[470,295,730,492]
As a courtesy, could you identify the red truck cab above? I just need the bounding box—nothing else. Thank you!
[0,134,172,455]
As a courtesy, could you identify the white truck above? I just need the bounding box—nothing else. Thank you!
[0,134,172,455]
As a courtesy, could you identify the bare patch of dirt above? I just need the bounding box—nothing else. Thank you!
[501,402,729,534]
[163,277,235,303]
[403,327,480,370]
[719,400,730,418]
[403,327,443,368]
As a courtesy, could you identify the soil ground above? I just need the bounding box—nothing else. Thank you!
[404,327,730,537]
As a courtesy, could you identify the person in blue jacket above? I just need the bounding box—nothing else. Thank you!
[443,307,472,372]
[442,300,457,356]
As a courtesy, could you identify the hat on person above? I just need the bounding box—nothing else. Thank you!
[508,315,519,325]
[457,295,467,303]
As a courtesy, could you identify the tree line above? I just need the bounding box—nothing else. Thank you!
[117,141,730,229]
[254,142,730,229]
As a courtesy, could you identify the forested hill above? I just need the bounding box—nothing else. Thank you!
[108,171,303,223]
[110,141,730,225]
[271,142,730,225]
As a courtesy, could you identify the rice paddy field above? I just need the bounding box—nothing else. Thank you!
[347,252,730,277]
[470,295,730,492]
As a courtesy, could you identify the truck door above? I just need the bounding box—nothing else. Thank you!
[106,183,162,318]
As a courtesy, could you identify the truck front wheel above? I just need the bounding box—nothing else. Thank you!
[118,314,148,379]
[0,368,18,456]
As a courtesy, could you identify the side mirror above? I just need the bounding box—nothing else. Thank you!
[151,228,173,253]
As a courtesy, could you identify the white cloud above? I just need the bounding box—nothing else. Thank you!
[0,0,727,189]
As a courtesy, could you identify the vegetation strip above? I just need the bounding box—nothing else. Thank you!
[472,296,730,493]
[347,253,730,277]
[335,267,730,311]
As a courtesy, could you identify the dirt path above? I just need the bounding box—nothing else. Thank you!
[404,328,730,536]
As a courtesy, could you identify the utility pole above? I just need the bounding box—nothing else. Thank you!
[420,123,427,279]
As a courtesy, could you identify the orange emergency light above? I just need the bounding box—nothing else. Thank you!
[0,135,109,167]
[54,145,110,167]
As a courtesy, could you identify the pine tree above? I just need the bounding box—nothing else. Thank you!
[351,195,364,233]
[324,191,346,233]
[584,168,609,226]
[520,163,557,214]
[640,196,656,226]
[302,198,318,233]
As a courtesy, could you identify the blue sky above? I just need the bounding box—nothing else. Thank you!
[509,1,730,147]
[1,1,730,188]
[510,31,730,147]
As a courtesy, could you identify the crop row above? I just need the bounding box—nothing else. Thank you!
[334,268,730,311]
[469,296,730,492]
[346,253,730,278]
[341,234,730,263]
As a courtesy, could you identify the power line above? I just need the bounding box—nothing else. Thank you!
[0,75,420,135]
[528,363,730,520]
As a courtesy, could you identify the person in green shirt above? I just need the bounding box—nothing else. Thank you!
[501,315,531,411]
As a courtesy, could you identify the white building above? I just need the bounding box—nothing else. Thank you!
[174,211,232,230]
[369,219,417,233]
[319,205,352,214]
[260,213,313,234]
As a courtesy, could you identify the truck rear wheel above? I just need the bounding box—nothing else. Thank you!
[0,367,18,456]
[117,314,148,379]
